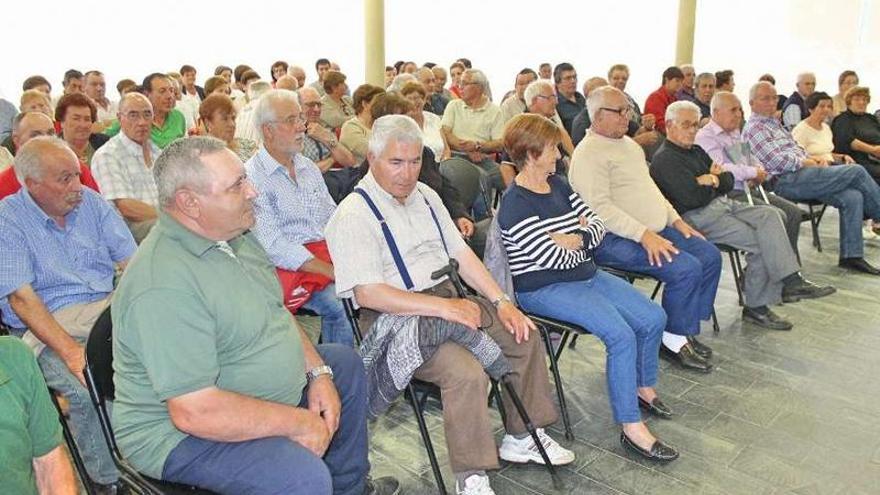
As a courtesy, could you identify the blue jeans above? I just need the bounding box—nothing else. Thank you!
[594,228,722,336]
[162,344,369,495]
[773,165,880,259]
[303,284,354,347]
[517,271,665,423]
[37,340,119,484]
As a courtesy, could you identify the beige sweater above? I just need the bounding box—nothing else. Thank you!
[569,131,680,242]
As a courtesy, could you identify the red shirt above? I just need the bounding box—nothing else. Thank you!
[644,86,677,134]
[0,162,100,199]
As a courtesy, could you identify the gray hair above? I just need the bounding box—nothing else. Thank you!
[665,100,701,125]
[368,114,423,158]
[13,136,73,186]
[709,91,738,115]
[695,72,715,86]
[797,72,816,84]
[749,81,775,102]
[679,64,695,74]
[247,80,272,100]
[153,136,228,207]
[463,69,490,94]
[253,89,299,136]
[388,73,417,93]
[523,79,554,108]
[586,85,623,121]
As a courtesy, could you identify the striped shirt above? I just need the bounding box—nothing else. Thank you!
[498,175,606,293]
[0,188,136,328]
[245,147,337,271]
[742,114,808,177]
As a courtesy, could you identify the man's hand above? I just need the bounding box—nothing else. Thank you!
[60,344,86,386]
[466,151,485,163]
[455,217,475,238]
[753,166,768,184]
[709,163,723,175]
[497,302,535,344]
[633,130,659,147]
[802,157,829,168]
[306,122,335,145]
[641,114,656,131]
[289,409,331,457]
[548,232,583,250]
[640,230,679,267]
[841,154,855,164]
[696,174,719,187]
[458,140,477,152]
[307,376,341,438]
[442,298,482,330]
[673,218,705,240]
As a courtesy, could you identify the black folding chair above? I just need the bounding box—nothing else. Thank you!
[49,388,98,495]
[715,243,745,307]
[799,200,828,252]
[83,307,217,495]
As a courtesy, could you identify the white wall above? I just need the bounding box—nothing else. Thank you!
[2,0,877,116]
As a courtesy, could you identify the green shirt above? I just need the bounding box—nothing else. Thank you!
[111,213,307,478]
[104,109,187,149]
[0,337,63,495]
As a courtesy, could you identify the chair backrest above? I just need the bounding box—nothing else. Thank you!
[85,307,115,401]
[440,157,483,208]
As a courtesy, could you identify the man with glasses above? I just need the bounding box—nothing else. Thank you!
[521,79,574,168]
[298,87,356,171]
[91,93,161,243]
[553,62,584,136]
[244,90,354,347]
[570,86,721,373]
[652,101,834,331]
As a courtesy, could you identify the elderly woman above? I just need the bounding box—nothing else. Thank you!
[497,113,677,463]
[832,70,859,116]
[319,71,355,130]
[339,84,385,164]
[832,87,880,181]
[203,76,230,97]
[270,60,288,85]
[55,93,108,165]
[792,92,855,165]
[199,94,258,162]
[399,81,450,160]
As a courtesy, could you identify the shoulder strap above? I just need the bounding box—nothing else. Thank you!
[353,188,414,290]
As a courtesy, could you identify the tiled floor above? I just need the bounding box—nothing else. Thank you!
[310,208,880,494]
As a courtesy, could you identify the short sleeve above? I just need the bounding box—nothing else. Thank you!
[24,348,63,457]
[0,220,35,299]
[324,201,388,301]
[93,193,137,262]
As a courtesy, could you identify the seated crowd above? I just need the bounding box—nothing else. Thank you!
[1,57,876,495]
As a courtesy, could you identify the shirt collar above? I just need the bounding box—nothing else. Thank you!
[117,131,158,157]
[254,146,311,177]
[361,171,420,206]
[155,211,247,258]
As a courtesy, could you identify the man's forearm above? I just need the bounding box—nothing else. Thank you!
[115,199,158,223]
[354,284,448,318]
[33,446,77,495]
[9,287,79,356]
[300,258,335,280]
[455,247,505,301]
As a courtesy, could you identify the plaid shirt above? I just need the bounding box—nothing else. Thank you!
[91,132,160,207]
[742,114,808,178]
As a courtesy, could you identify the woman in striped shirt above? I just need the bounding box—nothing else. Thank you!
[497,114,678,462]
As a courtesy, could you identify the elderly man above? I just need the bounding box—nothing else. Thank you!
[441,68,510,211]
[55,93,109,166]
[432,66,454,101]
[500,68,538,123]
[521,79,575,160]
[84,70,116,131]
[676,64,696,101]
[299,87,357,171]
[652,101,835,330]
[0,336,78,495]
[553,62,585,135]
[105,73,186,149]
[696,91,805,256]
[782,72,817,130]
[607,64,660,151]
[743,81,880,274]
[111,137,397,495]
[416,67,449,116]
[275,74,299,91]
[245,90,353,346]
[288,65,307,89]
[570,78,642,147]
[326,115,573,495]
[0,137,137,490]
[310,58,332,96]
[644,66,684,134]
[692,73,716,122]
[0,113,99,198]
[235,80,272,144]
[91,93,161,243]
[571,86,721,372]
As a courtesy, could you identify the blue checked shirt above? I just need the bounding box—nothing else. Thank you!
[245,147,337,271]
[742,114,808,178]
[0,188,136,328]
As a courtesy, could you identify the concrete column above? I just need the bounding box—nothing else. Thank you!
[364,0,385,87]
[675,0,697,65]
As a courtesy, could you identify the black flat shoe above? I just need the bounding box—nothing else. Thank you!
[638,396,674,418]
[687,336,712,359]
[782,277,836,303]
[620,432,679,462]
[742,307,793,331]
[838,257,880,275]
[660,343,713,373]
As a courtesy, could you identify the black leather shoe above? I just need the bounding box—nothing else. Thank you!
[782,276,836,303]
[620,432,679,462]
[638,396,674,418]
[660,343,713,373]
[742,306,792,330]
[687,336,712,359]
[838,257,880,275]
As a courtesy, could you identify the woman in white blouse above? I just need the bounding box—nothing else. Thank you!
[399,81,451,161]
[792,92,854,165]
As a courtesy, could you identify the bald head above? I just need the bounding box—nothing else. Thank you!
[583,77,608,98]
[416,67,436,94]
[119,92,152,114]
[288,66,306,88]
[275,75,299,91]
[12,112,56,150]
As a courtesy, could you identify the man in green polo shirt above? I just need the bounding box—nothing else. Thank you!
[0,337,77,495]
[104,73,186,149]
[111,136,397,495]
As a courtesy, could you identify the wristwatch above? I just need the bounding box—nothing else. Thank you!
[491,293,512,308]
[306,365,334,382]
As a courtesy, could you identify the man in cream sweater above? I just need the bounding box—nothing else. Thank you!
[569,86,721,373]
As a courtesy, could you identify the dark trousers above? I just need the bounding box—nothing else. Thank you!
[162,344,368,495]
[594,228,722,336]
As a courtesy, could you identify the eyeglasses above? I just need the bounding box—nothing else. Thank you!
[599,107,632,117]
[302,101,323,109]
[273,115,306,126]
[124,110,154,121]
[536,94,558,101]
[674,121,700,131]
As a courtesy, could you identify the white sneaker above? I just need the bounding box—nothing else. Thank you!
[455,474,496,495]
[498,428,575,466]
[864,224,878,240]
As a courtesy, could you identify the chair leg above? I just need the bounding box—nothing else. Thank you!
[538,325,574,442]
[50,391,98,495]
[809,204,823,252]
[711,308,720,334]
[729,251,744,307]
[650,280,663,300]
[554,331,572,363]
[491,380,508,430]
[407,383,447,495]
[566,333,579,351]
